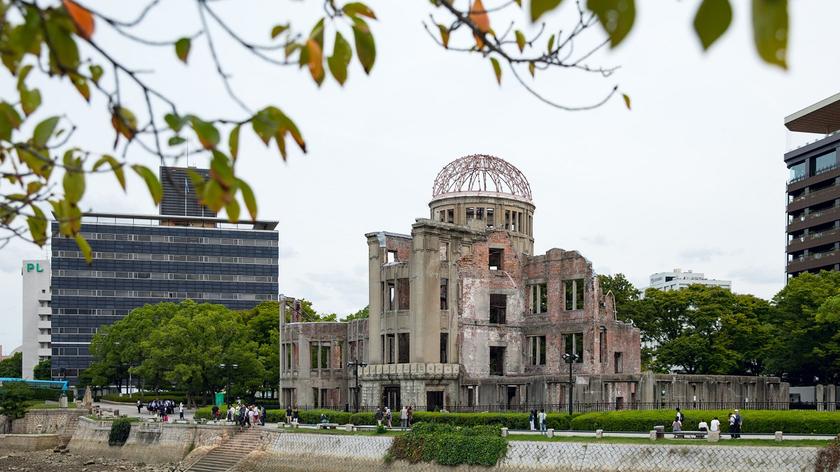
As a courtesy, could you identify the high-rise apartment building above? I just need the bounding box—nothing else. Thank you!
[49,166,278,383]
[785,94,840,276]
[21,259,51,379]
[648,269,731,292]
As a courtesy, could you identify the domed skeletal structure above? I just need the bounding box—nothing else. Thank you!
[432,154,532,202]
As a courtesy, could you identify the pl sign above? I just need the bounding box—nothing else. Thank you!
[24,262,44,273]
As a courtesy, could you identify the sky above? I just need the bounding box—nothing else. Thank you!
[1,1,839,353]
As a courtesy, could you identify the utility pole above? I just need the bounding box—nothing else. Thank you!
[562,353,579,416]
[347,358,367,412]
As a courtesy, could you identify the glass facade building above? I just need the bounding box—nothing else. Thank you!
[49,212,278,382]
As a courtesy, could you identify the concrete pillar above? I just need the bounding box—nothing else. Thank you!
[775,431,783,441]
[595,429,603,439]
[707,431,720,443]
[501,427,508,437]
[816,385,825,411]
[345,424,353,432]
[547,429,554,438]
[649,430,657,441]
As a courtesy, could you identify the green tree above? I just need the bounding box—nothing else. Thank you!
[33,358,50,380]
[0,0,794,256]
[345,305,369,321]
[597,273,640,322]
[0,352,22,378]
[766,271,840,384]
[0,382,29,419]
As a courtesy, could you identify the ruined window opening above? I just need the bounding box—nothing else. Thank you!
[312,387,320,408]
[386,250,397,263]
[309,342,331,370]
[349,341,357,363]
[397,278,410,310]
[486,208,495,227]
[489,248,503,270]
[380,334,385,362]
[614,352,623,373]
[489,346,505,376]
[563,333,583,363]
[529,336,547,366]
[283,343,294,370]
[504,210,510,230]
[440,332,448,363]
[439,210,445,222]
[440,278,449,310]
[564,279,585,310]
[599,328,607,364]
[386,334,396,364]
[440,242,449,261]
[466,207,475,220]
[398,333,410,363]
[387,281,396,311]
[447,209,455,223]
[466,386,475,407]
[476,208,484,220]
[530,283,547,314]
[489,293,507,324]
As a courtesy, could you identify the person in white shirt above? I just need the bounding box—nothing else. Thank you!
[178,402,184,420]
[710,417,720,432]
[538,409,547,435]
[698,420,708,432]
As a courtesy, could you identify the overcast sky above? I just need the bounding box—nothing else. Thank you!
[1,1,838,353]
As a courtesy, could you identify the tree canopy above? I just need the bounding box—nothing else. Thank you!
[0,351,22,378]
[0,0,794,257]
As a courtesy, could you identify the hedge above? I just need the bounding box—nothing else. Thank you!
[388,424,507,466]
[570,409,840,435]
[108,418,132,446]
[0,384,73,402]
[412,411,573,430]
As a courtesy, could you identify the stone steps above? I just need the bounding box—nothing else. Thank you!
[185,429,264,472]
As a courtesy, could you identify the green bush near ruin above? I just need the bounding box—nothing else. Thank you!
[388,423,507,466]
[108,418,132,446]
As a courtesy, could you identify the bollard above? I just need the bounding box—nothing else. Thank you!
[707,431,720,443]
[345,424,353,432]
[547,429,554,438]
[654,425,665,440]
[501,427,508,437]
[595,429,603,439]
[649,430,657,441]
[775,431,783,442]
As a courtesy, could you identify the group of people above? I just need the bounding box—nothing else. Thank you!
[137,399,185,421]
[374,405,414,428]
[671,407,743,438]
[528,408,548,434]
[217,401,267,431]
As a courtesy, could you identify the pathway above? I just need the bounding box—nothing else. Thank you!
[185,428,266,472]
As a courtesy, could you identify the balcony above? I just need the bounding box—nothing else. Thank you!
[37,306,51,316]
[359,362,460,381]
[37,334,51,343]
[37,320,51,330]
[787,184,840,212]
[787,250,840,273]
[37,348,51,357]
[787,206,840,232]
[787,165,840,192]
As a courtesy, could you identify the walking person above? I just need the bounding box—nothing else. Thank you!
[375,407,383,427]
[285,405,292,425]
[733,409,742,439]
[178,402,184,420]
[226,404,234,422]
[538,408,547,435]
[674,407,684,424]
[385,406,392,428]
[292,407,299,425]
[212,404,220,422]
[529,409,536,431]
[407,405,413,428]
[136,400,142,414]
[728,412,736,439]
[260,405,267,426]
[400,406,408,429]
[672,417,683,438]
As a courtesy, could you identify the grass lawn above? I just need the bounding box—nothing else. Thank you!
[24,401,61,410]
[510,434,831,448]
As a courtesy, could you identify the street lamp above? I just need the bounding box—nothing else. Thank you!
[218,363,239,404]
[347,359,367,413]
[562,353,579,416]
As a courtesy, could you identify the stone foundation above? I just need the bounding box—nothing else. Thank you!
[0,433,61,451]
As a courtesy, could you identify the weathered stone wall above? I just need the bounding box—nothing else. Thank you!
[10,408,87,436]
[232,432,819,472]
[0,433,61,451]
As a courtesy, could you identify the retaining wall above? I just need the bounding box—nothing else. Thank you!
[11,409,87,437]
[0,433,60,451]
[68,417,235,463]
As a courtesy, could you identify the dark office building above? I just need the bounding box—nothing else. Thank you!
[159,166,216,217]
[49,167,278,383]
[785,94,840,276]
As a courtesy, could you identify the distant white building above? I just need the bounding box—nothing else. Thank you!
[21,259,51,379]
[649,268,731,292]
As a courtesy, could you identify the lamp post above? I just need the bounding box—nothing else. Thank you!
[218,363,238,404]
[562,353,579,416]
[347,359,367,413]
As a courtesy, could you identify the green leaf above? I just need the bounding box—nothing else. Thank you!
[175,37,191,63]
[528,61,536,77]
[168,136,186,146]
[210,150,236,190]
[132,164,163,205]
[75,233,92,264]
[343,2,377,19]
[271,24,289,38]
[0,102,23,141]
[547,33,555,52]
[44,15,80,73]
[189,117,220,149]
[693,0,732,50]
[328,32,352,86]
[437,24,450,48]
[19,88,41,116]
[622,93,631,110]
[69,73,90,102]
[89,64,103,84]
[229,124,241,161]
[515,30,526,52]
[237,178,258,221]
[111,107,137,141]
[63,167,85,204]
[352,18,376,74]
[531,0,563,22]
[752,0,788,69]
[251,106,306,159]
[33,116,60,148]
[92,154,125,191]
[490,57,502,85]
[27,204,48,246]
[587,0,635,48]
[225,199,240,223]
[164,113,185,132]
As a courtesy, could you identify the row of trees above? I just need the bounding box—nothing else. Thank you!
[0,351,49,380]
[599,271,840,384]
[82,298,354,405]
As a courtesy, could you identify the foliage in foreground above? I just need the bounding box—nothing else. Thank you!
[0,382,30,419]
[108,417,132,446]
[388,423,507,467]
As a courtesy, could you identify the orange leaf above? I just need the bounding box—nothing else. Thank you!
[62,0,95,40]
[469,0,491,34]
[306,39,324,85]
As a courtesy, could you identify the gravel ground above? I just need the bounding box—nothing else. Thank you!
[0,450,185,472]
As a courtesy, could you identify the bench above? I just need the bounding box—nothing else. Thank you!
[318,423,339,430]
[672,430,707,439]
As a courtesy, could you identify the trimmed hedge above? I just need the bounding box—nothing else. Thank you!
[389,423,507,466]
[413,411,573,430]
[570,409,840,435]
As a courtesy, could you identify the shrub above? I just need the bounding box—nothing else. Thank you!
[570,409,840,435]
[108,418,132,446]
[376,424,387,434]
[389,424,507,467]
[0,383,30,419]
[816,436,840,472]
[412,411,572,430]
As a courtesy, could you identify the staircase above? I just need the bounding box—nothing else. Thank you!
[186,428,265,472]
